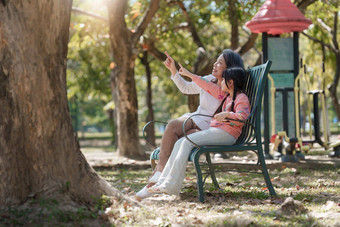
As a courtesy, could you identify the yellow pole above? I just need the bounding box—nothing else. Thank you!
[320,92,329,148]
[268,74,276,136]
[308,94,313,139]
[294,73,301,139]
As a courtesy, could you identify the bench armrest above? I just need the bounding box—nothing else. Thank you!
[182,114,213,148]
[182,114,255,148]
[142,120,168,148]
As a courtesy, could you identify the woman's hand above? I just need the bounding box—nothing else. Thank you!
[214,112,230,122]
[163,51,177,75]
[178,63,195,79]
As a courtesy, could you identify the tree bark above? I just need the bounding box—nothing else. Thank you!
[106,0,160,158]
[228,0,239,50]
[140,51,156,147]
[328,52,340,120]
[0,0,117,206]
[296,0,318,13]
[174,1,205,112]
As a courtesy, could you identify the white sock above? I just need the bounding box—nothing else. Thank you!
[149,171,162,183]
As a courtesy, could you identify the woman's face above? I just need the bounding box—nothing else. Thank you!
[212,54,226,80]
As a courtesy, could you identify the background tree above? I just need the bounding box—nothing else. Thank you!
[0,0,122,206]
[68,2,113,141]
[65,0,337,159]
[106,0,160,159]
[302,0,340,119]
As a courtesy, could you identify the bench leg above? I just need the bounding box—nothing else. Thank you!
[151,159,157,170]
[193,152,205,202]
[150,148,160,170]
[205,153,220,190]
[258,148,276,196]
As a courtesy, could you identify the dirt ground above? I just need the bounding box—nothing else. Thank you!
[81,137,340,226]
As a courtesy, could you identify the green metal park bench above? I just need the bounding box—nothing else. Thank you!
[143,60,276,202]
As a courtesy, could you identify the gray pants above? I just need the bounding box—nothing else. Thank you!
[155,127,236,195]
[157,116,201,172]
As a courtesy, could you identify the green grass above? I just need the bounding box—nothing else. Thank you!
[95,163,340,226]
[2,155,339,226]
[77,131,113,140]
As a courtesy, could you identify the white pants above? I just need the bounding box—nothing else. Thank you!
[156,127,236,195]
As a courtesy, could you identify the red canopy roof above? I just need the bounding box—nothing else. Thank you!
[245,0,312,35]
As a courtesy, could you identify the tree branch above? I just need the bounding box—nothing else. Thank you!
[301,32,335,52]
[133,0,160,44]
[160,22,190,34]
[146,40,184,71]
[237,32,258,56]
[71,7,108,22]
[295,0,317,13]
[332,12,339,51]
[176,0,205,49]
[146,40,167,61]
[317,18,333,35]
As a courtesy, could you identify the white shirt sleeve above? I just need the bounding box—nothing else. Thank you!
[171,72,213,95]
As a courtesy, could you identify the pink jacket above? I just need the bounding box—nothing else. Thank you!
[192,75,250,139]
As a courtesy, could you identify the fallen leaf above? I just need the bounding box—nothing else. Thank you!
[123,187,131,192]
[272,176,280,182]
[193,219,204,224]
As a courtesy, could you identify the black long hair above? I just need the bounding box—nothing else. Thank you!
[214,67,246,115]
[222,49,244,70]
[211,49,244,83]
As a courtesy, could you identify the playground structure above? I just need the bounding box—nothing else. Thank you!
[268,61,340,161]
[246,0,339,162]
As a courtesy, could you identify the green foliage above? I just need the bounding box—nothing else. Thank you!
[68,0,339,136]
[68,0,113,134]
[94,195,113,212]
[302,1,340,120]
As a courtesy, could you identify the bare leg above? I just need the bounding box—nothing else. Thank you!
[147,126,201,187]
[156,117,200,172]
[139,118,201,198]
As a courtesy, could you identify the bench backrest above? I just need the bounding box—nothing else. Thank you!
[234,60,272,146]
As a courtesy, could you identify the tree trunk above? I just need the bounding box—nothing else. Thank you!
[228,0,239,50]
[106,0,160,159]
[188,48,215,112]
[141,51,156,147]
[0,0,116,206]
[328,52,340,120]
[107,3,141,158]
[109,50,141,158]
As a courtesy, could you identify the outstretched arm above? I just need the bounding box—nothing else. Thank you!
[164,52,201,94]
[163,51,177,75]
[179,63,226,101]
[178,63,196,79]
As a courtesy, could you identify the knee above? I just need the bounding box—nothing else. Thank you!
[182,139,195,149]
[165,119,182,134]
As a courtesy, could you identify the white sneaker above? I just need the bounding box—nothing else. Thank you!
[135,186,154,200]
[147,184,168,194]
[148,171,162,183]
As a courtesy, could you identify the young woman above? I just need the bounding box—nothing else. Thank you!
[145,66,250,196]
[135,50,244,200]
